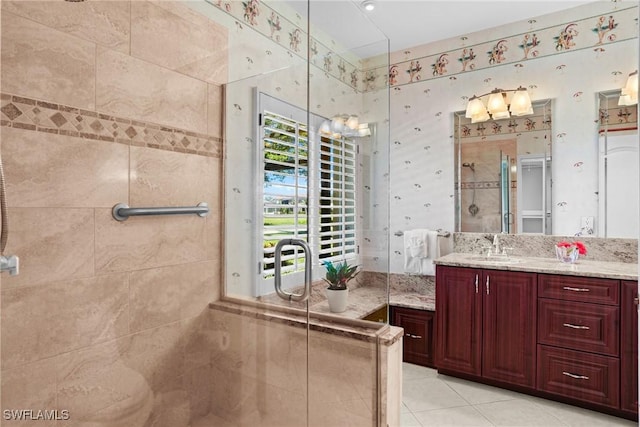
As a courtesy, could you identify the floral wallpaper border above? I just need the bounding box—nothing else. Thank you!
[455,113,552,139]
[205,0,364,91]
[599,105,639,132]
[379,5,638,91]
[205,2,637,95]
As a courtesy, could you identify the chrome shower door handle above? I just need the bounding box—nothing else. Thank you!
[274,238,312,302]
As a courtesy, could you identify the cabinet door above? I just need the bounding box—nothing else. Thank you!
[435,266,482,376]
[483,270,537,388]
[391,307,435,367]
[621,280,638,415]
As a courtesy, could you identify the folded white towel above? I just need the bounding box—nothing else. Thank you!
[405,229,429,257]
[404,229,427,274]
[404,229,434,274]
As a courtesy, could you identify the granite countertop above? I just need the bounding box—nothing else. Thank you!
[309,285,436,320]
[310,286,387,319]
[389,291,435,311]
[435,252,638,281]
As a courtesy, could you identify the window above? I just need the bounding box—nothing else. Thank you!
[258,94,357,294]
[261,110,309,279]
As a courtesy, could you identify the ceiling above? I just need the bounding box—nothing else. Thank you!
[295,0,595,57]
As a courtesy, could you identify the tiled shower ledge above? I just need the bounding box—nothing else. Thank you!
[209,298,404,346]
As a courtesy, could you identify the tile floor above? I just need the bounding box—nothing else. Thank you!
[401,363,637,427]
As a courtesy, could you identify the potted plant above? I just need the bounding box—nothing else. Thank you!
[322,260,359,313]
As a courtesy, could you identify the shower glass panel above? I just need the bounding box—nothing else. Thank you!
[308,0,391,321]
[216,0,390,424]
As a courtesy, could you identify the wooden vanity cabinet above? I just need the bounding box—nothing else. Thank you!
[536,274,621,409]
[621,280,639,416]
[435,265,537,388]
[390,306,435,367]
[436,265,638,420]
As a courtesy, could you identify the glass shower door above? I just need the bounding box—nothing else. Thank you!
[499,151,512,233]
[214,0,390,424]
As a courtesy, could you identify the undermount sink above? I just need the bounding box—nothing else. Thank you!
[468,256,523,264]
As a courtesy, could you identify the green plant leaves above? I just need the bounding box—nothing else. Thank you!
[322,260,359,290]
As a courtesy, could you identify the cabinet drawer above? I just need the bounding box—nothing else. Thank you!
[538,275,619,305]
[537,345,620,408]
[538,299,619,356]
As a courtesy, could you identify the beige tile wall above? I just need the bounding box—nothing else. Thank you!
[0,1,226,425]
[207,309,392,427]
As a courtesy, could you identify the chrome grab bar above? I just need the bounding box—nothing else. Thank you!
[274,239,312,302]
[112,202,209,221]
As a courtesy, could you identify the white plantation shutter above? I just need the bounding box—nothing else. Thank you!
[318,136,357,263]
[259,95,357,288]
[262,111,309,278]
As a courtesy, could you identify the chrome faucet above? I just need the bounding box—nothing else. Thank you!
[0,254,19,276]
[492,234,500,255]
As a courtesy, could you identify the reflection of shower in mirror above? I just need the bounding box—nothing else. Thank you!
[462,163,480,217]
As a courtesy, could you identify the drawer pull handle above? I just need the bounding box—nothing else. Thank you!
[562,323,590,330]
[404,333,422,339]
[562,286,590,292]
[475,274,479,294]
[562,371,590,380]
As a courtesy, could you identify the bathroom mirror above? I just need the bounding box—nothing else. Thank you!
[454,99,552,234]
[597,89,639,238]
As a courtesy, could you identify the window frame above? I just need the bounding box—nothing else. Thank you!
[255,93,358,297]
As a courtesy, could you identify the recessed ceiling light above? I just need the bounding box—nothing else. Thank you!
[362,0,375,12]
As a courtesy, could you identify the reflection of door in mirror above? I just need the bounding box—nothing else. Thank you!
[500,151,513,233]
[455,99,552,234]
[598,90,638,238]
[517,155,551,234]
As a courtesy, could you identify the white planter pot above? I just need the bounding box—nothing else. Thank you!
[326,288,349,313]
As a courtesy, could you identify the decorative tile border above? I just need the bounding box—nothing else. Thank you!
[0,93,222,158]
[460,181,517,190]
[372,5,638,92]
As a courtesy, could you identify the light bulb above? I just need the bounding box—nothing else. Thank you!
[487,90,508,114]
[465,97,485,118]
[509,87,532,116]
[471,109,490,123]
[362,0,375,11]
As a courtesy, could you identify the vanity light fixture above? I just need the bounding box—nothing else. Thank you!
[465,86,533,123]
[361,0,375,11]
[618,70,638,106]
[320,114,370,138]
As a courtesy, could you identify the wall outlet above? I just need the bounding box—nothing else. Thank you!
[580,216,594,234]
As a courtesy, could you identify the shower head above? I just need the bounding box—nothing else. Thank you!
[462,162,475,172]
